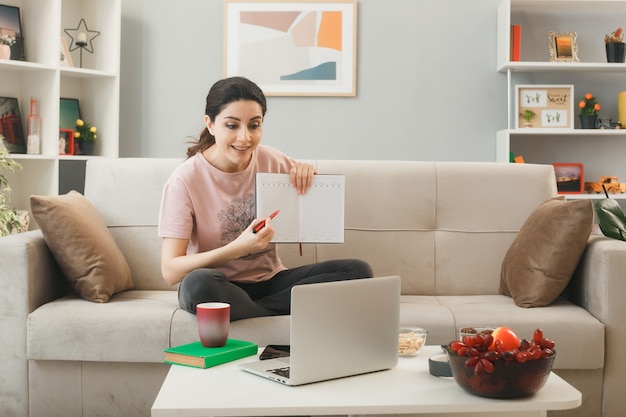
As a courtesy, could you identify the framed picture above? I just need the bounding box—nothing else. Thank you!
[224,0,357,96]
[554,163,584,194]
[60,37,73,67]
[515,85,574,129]
[0,97,25,153]
[59,128,74,155]
[548,31,579,63]
[59,98,81,154]
[59,98,81,130]
[0,5,24,61]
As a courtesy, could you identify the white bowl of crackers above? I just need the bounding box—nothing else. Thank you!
[398,326,428,356]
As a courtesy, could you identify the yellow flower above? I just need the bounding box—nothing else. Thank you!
[74,119,98,142]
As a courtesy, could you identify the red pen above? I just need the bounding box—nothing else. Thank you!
[253,209,280,233]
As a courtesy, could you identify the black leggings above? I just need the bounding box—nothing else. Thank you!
[178,259,373,321]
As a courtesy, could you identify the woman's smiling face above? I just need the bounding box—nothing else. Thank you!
[204,100,263,173]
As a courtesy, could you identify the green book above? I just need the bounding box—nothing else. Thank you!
[163,339,258,369]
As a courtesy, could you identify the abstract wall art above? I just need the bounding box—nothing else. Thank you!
[224,0,357,96]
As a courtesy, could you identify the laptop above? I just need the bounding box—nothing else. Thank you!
[239,275,401,386]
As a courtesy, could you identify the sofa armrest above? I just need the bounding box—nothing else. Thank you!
[567,234,626,416]
[0,230,68,414]
[0,230,69,313]
[568,235,626,323]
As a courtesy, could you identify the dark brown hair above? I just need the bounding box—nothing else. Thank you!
[186,77,267,158]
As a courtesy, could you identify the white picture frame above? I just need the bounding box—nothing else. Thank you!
[224,0,357,96]
[515,84,574,129]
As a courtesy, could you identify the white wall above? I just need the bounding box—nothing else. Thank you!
[119,0,505,161]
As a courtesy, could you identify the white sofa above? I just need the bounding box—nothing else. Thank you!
[1,158,624,417]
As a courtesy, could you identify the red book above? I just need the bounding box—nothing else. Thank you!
[510,25,521,61]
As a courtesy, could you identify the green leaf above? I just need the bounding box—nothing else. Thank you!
[595,197,626,241]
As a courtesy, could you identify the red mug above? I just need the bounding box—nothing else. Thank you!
[196,302,230,347]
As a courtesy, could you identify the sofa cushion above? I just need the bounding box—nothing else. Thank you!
[30,191,134,303]
[26,290,601,369]
[27,290,290,362]
[499,197,593,307]
[437,295,604,370]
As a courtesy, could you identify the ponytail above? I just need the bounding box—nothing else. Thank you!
[186,128,215,158]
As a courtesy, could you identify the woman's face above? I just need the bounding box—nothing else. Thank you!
[205,100,263,173]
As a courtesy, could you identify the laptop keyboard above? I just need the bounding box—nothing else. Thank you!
[269,367,290,378]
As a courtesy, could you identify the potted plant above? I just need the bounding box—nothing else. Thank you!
[73,118,98,155]
[0,33,15,60]
[578,93,600,129]
[605,27,625,62]
[520,109,536,127]
[0,143,28,236]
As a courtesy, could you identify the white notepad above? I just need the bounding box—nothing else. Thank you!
[255,173,345,243]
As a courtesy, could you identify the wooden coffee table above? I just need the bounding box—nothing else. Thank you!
[151,345,581,417]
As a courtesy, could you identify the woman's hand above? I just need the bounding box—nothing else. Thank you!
[290,162,317,195]
[160,218,275,285]
[234,217,276,255]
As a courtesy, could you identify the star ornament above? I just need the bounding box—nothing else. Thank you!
[64,18,100,53]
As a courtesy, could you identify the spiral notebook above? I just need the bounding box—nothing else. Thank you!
[255,173,345,243]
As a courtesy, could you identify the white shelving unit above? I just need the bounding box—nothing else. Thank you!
[497,0,626,200]
[0,0,120,213]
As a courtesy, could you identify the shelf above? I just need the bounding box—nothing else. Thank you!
[503,128,626,136]
[60,67,117,79]
[499,62,626,73]
[565,193,626,200]
[0,0,120,215]
[0,60,57,73]
[496,0,626,206]
[4,154,58,162]
[511,0,626,13]
[6,154,100,162]
[58,155,100,161]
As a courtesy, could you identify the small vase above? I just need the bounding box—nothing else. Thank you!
[0,44,11,60]
[79,141,96,155]
[579,115,598,129]
[606,42,625,63]
[619,91,626,127]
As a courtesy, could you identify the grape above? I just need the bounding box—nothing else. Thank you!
[481,358,495,373]
[450,341,465,351]
[465,356,479,368]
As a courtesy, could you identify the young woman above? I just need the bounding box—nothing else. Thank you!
[158,76,373,321]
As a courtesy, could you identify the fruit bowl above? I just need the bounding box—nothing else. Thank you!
[445,348,555,398]
[444,327,556,399]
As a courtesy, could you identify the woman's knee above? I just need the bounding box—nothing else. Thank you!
[182,269,227,289]
[349,259,374,278]
[178,269,228,313]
